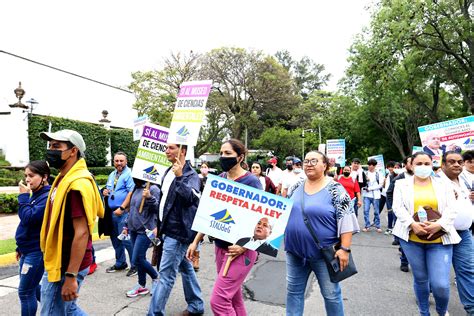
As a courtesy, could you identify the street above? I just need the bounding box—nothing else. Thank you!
[0,214,466,315]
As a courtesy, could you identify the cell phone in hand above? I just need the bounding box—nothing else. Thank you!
[330,258,340,272]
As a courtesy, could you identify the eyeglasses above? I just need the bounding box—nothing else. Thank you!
[303,158,319,166]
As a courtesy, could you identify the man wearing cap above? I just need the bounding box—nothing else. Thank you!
[282,157,306,198]
[266,157,282,195]
[39,129,104,315]
[350,158,366,216]
[103,152,136,276]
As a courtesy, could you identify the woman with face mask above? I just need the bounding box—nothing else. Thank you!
[392,152,461,316]
[337,165,362,211]
[15,161,51,316]
[187,139,262,316]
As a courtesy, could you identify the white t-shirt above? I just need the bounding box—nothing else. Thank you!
[282,170,306,190]
[439,171,474,230]
[364,171,382,199]
[159,170,176,221]
[266,167,282,188]
[259,177,266,191]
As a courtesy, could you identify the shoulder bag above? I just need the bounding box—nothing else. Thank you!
[300,183,358,283]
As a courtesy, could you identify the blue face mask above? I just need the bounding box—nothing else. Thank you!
[414,165,432,179]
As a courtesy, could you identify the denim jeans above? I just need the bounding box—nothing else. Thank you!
[18,250,44,316]
[387,210,396,229]
[40,267,89,316]
[286,252,344,316]
[363,197,380,228]
[148,235,204,316]
[111,213,134,268]
[353,197,359,217]
[130,230,158,287]
[399,239,452,316]
[452,230,474,315]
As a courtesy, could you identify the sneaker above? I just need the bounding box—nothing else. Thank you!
[392,239,400,246]
[400,264,409,272]
[362,227,369,232]
[106,264,127,273]
[376,228,383,233]
[126,284,149,297]
[126,267,138,277]
[384,229,392,235]
[88,262,97,275]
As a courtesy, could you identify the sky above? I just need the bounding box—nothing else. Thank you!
[0,0,373,129]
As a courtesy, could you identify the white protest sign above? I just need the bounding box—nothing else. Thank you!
[133,115,150,141]
[368,154,385,177]
[326,139,346,167]
[192,174,294,257]
[131,123,172,184]
[168,80,212,146]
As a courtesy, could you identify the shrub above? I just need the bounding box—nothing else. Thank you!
[94,175,109,185]
[0,193,19,213]
[0,178,19,186]
[110,129,139,167]
[89,167,115,176]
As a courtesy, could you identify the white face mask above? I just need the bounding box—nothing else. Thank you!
[293,168,303,174]
[414,165,433,179]
[393,169,403,175]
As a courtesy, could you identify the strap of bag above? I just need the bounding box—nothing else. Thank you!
[300,181,323,249]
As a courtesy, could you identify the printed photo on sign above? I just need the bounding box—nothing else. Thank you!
[131,123,172,185]
[418,116,473,167]
[191,174,294,257]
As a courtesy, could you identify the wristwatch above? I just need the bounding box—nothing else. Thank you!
[339,246,351,253]
[119,206,126,211]
[65,272,77,278]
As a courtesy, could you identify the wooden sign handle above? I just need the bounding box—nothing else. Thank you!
[139,181,150,213]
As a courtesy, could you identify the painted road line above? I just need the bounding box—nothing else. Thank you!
[0,246,115,297]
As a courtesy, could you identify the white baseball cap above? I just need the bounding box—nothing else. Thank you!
[40,129,86,156]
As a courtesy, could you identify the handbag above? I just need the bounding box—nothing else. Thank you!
[412,206,446,241]
[300,184,358,283]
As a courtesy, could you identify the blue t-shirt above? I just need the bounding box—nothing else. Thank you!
[285,184,339,259]
[106,166,135,209]
[214,171,263,250]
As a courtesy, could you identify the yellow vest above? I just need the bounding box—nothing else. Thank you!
[40,158,104,282]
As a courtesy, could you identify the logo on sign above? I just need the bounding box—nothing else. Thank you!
[142,165,159,182]
[177,125,190,137]
[209,209,234,233]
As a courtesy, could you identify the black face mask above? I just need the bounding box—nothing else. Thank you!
[266,164,273,170]
[343,172,351,177]
[286,164,293,171]
[220,156,239,172]
[46,149,68,169]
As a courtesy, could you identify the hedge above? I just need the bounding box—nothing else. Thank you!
[110,129,139,167]
[0,193,19,213]
[29,115,109,167]
[89,167,115,176]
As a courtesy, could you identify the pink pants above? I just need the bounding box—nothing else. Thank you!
[210,246,257,316]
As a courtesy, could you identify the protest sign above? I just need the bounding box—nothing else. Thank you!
[131,123,172,184]
[418,115,474,167]
[368,154,385,176]
[133,115,150,141]
[412,146,423,154]
[192,174,294,257]
[318,143,326,154]
[326,139,346,167]
[168,80,212,146]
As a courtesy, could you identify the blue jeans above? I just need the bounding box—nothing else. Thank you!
[18,251,44,316]
[399,240,452,316]
[148,236,204,316]
[130,230,158,287]
[452,230,474,315]
[40,267,89,316]
[363,197,380,228]
[286,252,344,316]
[353,197,359,217]
[111,213,134,268]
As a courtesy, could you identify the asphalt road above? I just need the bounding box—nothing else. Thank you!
[0,212,467,315]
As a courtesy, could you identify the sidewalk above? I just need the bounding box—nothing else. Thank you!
[0,214,19,241]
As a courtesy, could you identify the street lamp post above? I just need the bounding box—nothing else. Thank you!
[302,128,314,159]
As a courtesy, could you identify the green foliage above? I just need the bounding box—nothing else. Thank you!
[0,193,19,213]
[0,153,10,167]
[110,129,139,167]
[252,127,303,162]
[88,167,116,176]
[0,168,24,183]
[28,115,109,167]
[94,175,109,185]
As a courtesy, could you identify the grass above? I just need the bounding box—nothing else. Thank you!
[0,238,17,255]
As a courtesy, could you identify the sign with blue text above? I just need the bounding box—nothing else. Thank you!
[192,174,294,257]
[326,139,346,167]
[368,154,385,177]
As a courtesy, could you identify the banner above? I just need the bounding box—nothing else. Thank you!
[192,174,294,257]
[326,139,346,167]
[131,123,172,184]
[133,115,150,141]
[318,143,326,154]
[412,146,423,154]
[418,115,474,167]
[168,80,212,146]
[368,154,385,177]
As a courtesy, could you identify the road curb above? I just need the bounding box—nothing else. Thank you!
[0,233,109,267]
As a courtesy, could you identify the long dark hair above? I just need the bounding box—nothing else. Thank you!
[26,160,51,178]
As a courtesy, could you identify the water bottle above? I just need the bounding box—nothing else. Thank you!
[146,229,161,246]
[417,206,428,223]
